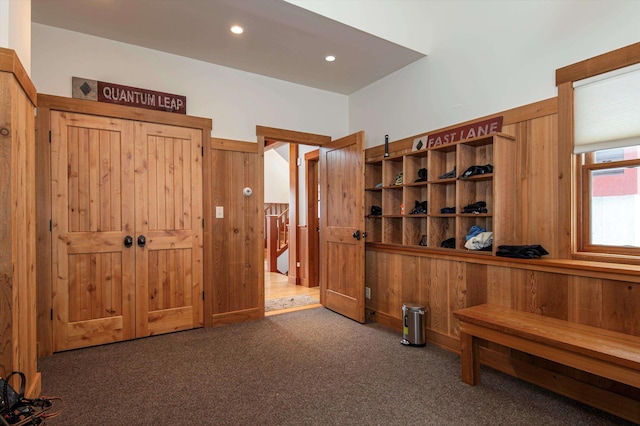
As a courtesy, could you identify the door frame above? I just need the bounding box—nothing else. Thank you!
[304,149,320,288]
[256,126,331,305]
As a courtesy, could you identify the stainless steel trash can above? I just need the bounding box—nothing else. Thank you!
[401,303,426,347]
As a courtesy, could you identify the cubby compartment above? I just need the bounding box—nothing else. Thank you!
[404,184,428,216]
[382,217,403,244]
[383,156,403,187]
[382,186,403,216]
[365,188,383,216]
[457,137,493,179]
[457,177,493,215]
[365,216,383,243]
[428,216,455,249]
[458,216,493,253]
[430,180,456,215]
[403,151,428,184]
[365,160,383,189]
[428,145,456,181]
[404,216,428,246]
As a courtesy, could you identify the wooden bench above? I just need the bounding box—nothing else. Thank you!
[453,304,640,420]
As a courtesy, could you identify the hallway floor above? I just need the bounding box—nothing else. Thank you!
[264,271,320,316]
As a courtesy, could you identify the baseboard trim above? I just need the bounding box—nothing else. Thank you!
[211,308,262,327]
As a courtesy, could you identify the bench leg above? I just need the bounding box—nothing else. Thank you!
[460,331,480,385]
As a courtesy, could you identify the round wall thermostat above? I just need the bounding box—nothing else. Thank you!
[243,187,253,197]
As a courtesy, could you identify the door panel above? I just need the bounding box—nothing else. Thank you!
[134,122,203,337]
[320,132,365,323]
[52,112,135,351]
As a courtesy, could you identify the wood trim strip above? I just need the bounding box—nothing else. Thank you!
[37,94,212,131]
[211,307,262,327]
[556,42,640,86]
[365,97,557,158]
[365,244,640,282]
[256,125,331,146]
[304,149,319,161]
[0,48,37,105]
[211,138,258,153]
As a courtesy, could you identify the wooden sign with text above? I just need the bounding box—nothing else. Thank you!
[72,77,187,114]
[425,116,503,149]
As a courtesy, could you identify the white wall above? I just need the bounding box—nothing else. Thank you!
[348,0,640,148]
[1,0,31,73]
[31,24,349,143]
[264,149,290,204]
[285,0,430,54]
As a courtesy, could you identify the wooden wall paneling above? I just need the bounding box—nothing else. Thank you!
[364,251,402,319]
[364,250,383,313]
[429,259,451,337]
[567,276,603,328]
[0,48,40,396]
[206,138,263,327]
[511,270,569,320]
[486,265,513,307]
[602,280,640,336]
[520,115,561,256]
[404,256,429,312]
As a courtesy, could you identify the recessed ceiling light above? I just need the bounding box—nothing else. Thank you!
[325,55,336,62]
[231,25,244,35]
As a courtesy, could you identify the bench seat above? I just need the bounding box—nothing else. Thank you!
[453,303,640,390]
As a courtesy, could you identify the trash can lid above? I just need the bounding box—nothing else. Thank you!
[403,302,425,310]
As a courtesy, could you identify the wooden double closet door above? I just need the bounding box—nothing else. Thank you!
[51,112,203,352]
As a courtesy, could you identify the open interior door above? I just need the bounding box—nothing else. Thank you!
[319,131,365,323]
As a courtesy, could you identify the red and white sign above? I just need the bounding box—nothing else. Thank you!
[72,77,187,114]
[425,116,503,149]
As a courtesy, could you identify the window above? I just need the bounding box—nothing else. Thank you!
[557,45,640,259]
[578,146,640,253]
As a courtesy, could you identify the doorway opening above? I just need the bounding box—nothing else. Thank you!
[263,140,320,315]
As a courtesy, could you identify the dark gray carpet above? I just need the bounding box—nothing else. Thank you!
[38,308,632,425]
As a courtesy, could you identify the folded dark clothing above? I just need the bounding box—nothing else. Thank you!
[496,244,549,258]
[440,237,455,248]
[459,164,493,179]
[370,205,382,216]
[439,166,456,179]
[440,206,456,214]
[462,201,487,214]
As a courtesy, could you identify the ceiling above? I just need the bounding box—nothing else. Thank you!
[31,0,425,95]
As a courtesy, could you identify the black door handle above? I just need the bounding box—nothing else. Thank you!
[362,231,368,239]
[137,235,146,248]
[124,235,133,248]
[352,230,361,240]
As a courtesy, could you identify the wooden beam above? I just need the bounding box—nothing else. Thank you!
[0,48,37,105]
[38,94,211,131]
[556,42,640,86]
[256,125,331,146]
[211,137,258,153]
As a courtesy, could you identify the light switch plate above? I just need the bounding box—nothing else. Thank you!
[216,206,224,218]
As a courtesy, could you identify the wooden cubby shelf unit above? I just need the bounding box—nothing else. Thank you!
[364,133,516,255]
